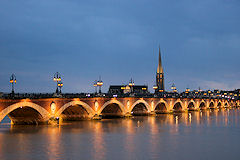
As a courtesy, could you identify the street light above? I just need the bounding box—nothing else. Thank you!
[97,76,103,93]
[93,80,98,94]
[57,81,63,93]
[171,83,177,93]
[10,74,17,95]
[129,78,134,93]
[185,88,190,94]
[53,72,62,94]
[153,85,158,90]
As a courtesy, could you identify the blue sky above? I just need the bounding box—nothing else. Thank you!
[0,0,240,93]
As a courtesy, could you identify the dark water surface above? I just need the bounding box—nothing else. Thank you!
[1,108,240,160]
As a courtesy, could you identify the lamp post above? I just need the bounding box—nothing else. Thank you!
[153,85,158,94]
[129,78,134,93]
[93,80,98,94]
[58,81,63,93]
[171,83,177,93]
[53,72,62,94]
[10,74,17,95]
[97,76,103,93]
[185,88,190,93]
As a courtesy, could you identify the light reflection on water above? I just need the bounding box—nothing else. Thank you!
[0,108,240,160]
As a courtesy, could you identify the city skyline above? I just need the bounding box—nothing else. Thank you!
[0,0,240,93]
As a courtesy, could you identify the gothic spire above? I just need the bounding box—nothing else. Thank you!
[157,46,163,74]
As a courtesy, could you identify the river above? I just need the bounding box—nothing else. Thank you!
[0,108,240,160]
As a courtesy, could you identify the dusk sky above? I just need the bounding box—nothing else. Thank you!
[0,0,240,93]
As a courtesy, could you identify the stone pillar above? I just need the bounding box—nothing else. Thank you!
[93,101,101,120]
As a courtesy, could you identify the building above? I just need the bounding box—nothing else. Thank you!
[108,85,148,95]
[154,47,165,93]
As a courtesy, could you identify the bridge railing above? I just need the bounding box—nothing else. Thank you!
[0,92,236,101]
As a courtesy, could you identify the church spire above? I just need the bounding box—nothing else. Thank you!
[155,46,165,93]
[157,46,163,74]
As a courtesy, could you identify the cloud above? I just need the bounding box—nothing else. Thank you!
[0,0,240,92]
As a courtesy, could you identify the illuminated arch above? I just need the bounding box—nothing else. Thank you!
[209,101,215,108]
[224,101,229,107]
[154,100,168,111]
[199,100,206,108]
[98,100,125,114]
[217,101,222,108]
[0,102,50,123]
[187,100,196,109]
[130,99,151,112]
[172,100,184,110]
[55,101,95,117]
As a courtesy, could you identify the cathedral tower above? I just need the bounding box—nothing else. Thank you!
[155,47,165,93]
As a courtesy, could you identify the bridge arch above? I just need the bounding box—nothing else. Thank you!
[130,99,151,113]
[187,100,196,110]
[199,100,206,109]
[217,101,222,108]
[55,101,95,118]
[0,101,50,124]
[224,102,229,108]
[172,100,184,111]
[154,100,168,113]
[209,101,215,108]
[98,100,125,115]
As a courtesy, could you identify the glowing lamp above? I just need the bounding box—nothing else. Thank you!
[153,86,158,90]
[97,81,103,86]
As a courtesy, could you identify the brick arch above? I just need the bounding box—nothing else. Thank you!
[154,100,168,111]
[0,101,50,123]
[172,100,184,110]
[209,100,215,108]
[199,100,206,108]
[224,101,229,107]
[217,101,222,108]
[130,99,151,112]
[187,100,196,109]
[55,101,95,118]
[98,100,125,115]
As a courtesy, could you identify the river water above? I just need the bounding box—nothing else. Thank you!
[0,108,240,160]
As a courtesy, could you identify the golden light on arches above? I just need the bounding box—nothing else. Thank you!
[95,101,99,111]
[151,101,154,111]
[50,101,56,115]
[127,100,130,110]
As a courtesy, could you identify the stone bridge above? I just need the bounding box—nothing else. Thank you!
[0,97,239,124]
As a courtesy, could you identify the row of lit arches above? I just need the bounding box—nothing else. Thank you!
[0,100,234,124]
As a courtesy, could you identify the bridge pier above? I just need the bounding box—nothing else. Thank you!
[150,111,157,116]
[92,114,102,120]
[124,112,132,118]
[188,108,200,112]
[48,117,59,125]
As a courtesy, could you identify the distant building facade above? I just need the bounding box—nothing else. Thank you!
[108,85,148,95]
